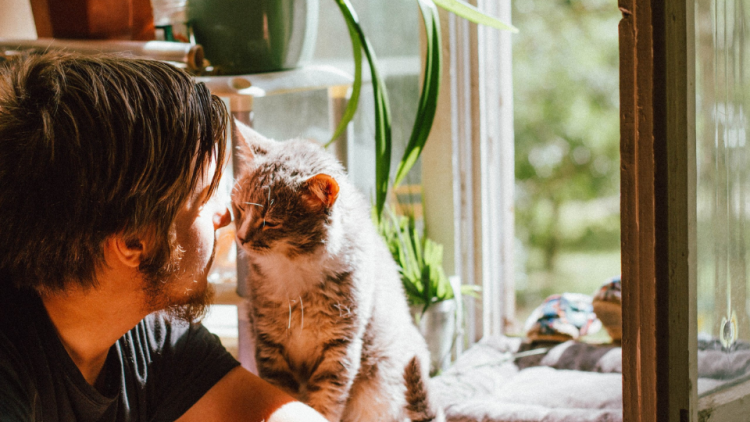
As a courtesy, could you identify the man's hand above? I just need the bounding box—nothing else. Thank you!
[177,366,329,422]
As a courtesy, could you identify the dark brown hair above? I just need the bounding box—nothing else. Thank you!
[0,52,228,293]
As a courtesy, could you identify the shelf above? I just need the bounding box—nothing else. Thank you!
[194,65,353,98]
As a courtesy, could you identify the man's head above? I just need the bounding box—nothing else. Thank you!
[0,52,228,315]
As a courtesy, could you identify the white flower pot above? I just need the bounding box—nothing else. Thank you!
[411,299,457,374]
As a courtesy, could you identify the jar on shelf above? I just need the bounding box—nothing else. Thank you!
[151,0,190,42]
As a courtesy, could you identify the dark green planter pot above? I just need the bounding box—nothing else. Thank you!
[187,0,318,75]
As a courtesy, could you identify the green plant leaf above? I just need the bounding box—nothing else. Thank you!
[433,0,518,32]
[408,218,423,266]
[393,0,443,187]
[335,0,392,221]
[421,265,434,313]
[325,13,362,148]
[377,205,460,309]
[460,284,482,299]
[402,276,423,303]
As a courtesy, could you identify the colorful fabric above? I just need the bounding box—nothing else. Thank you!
[524,293,601,341]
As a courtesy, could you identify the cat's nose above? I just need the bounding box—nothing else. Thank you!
[236,225,249,245]
[235,220,252,245]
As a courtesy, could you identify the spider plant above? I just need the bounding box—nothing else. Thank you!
[376,206,481,315]
[327,0,517,220]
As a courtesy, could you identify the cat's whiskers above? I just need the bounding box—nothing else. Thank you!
[299,295,304,331]
[243,202,266,227]
[288,299,292,330]
[261,186,274,229]
[263,185,271,206]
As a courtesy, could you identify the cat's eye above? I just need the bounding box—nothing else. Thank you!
[262,221,280,229]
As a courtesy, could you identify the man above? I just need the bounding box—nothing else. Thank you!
[0,53,327,421]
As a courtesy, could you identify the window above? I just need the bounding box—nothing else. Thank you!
[695,0,750,416]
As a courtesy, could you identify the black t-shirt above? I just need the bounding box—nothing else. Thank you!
[0,281,240,422]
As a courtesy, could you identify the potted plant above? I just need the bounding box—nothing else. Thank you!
[329,0,517,220]
[188,0,320,74]
[377,206,480,373]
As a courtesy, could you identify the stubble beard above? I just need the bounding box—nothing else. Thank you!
[142,234,218,324]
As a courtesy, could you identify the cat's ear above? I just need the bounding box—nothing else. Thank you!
[233,119,274,163]
[304,174,340,211]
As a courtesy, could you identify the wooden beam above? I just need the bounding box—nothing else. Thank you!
[620,0,696,420]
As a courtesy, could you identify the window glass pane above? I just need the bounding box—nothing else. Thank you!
[696,0,750,397]
[512,0,621,334]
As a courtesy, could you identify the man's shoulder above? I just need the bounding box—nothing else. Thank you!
[117,313,240,421]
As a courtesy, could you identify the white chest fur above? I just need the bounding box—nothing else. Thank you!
[248,249,354,367]
[250,248,333,299]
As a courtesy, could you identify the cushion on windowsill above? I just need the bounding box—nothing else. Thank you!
[430,336,623,422]
[430,335,750,422]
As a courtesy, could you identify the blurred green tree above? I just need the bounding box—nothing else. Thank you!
[513,0,621,271]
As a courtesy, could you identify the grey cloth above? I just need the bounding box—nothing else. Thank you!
[539,341,621,373]
[697,349,750,380]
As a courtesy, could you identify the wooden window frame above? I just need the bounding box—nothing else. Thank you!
[619,0,698,419]
[421,0,516,346]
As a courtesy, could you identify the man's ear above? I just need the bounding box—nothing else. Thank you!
[233,119,274,166]
[105,237,145,268]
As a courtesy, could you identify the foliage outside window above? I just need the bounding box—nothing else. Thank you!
[512,0,621,326]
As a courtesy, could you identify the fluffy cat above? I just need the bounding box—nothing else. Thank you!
[230,121,442,422]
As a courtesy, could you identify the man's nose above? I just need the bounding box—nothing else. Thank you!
[213,207,232,230]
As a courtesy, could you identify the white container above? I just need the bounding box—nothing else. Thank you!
[411,299,457,374]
